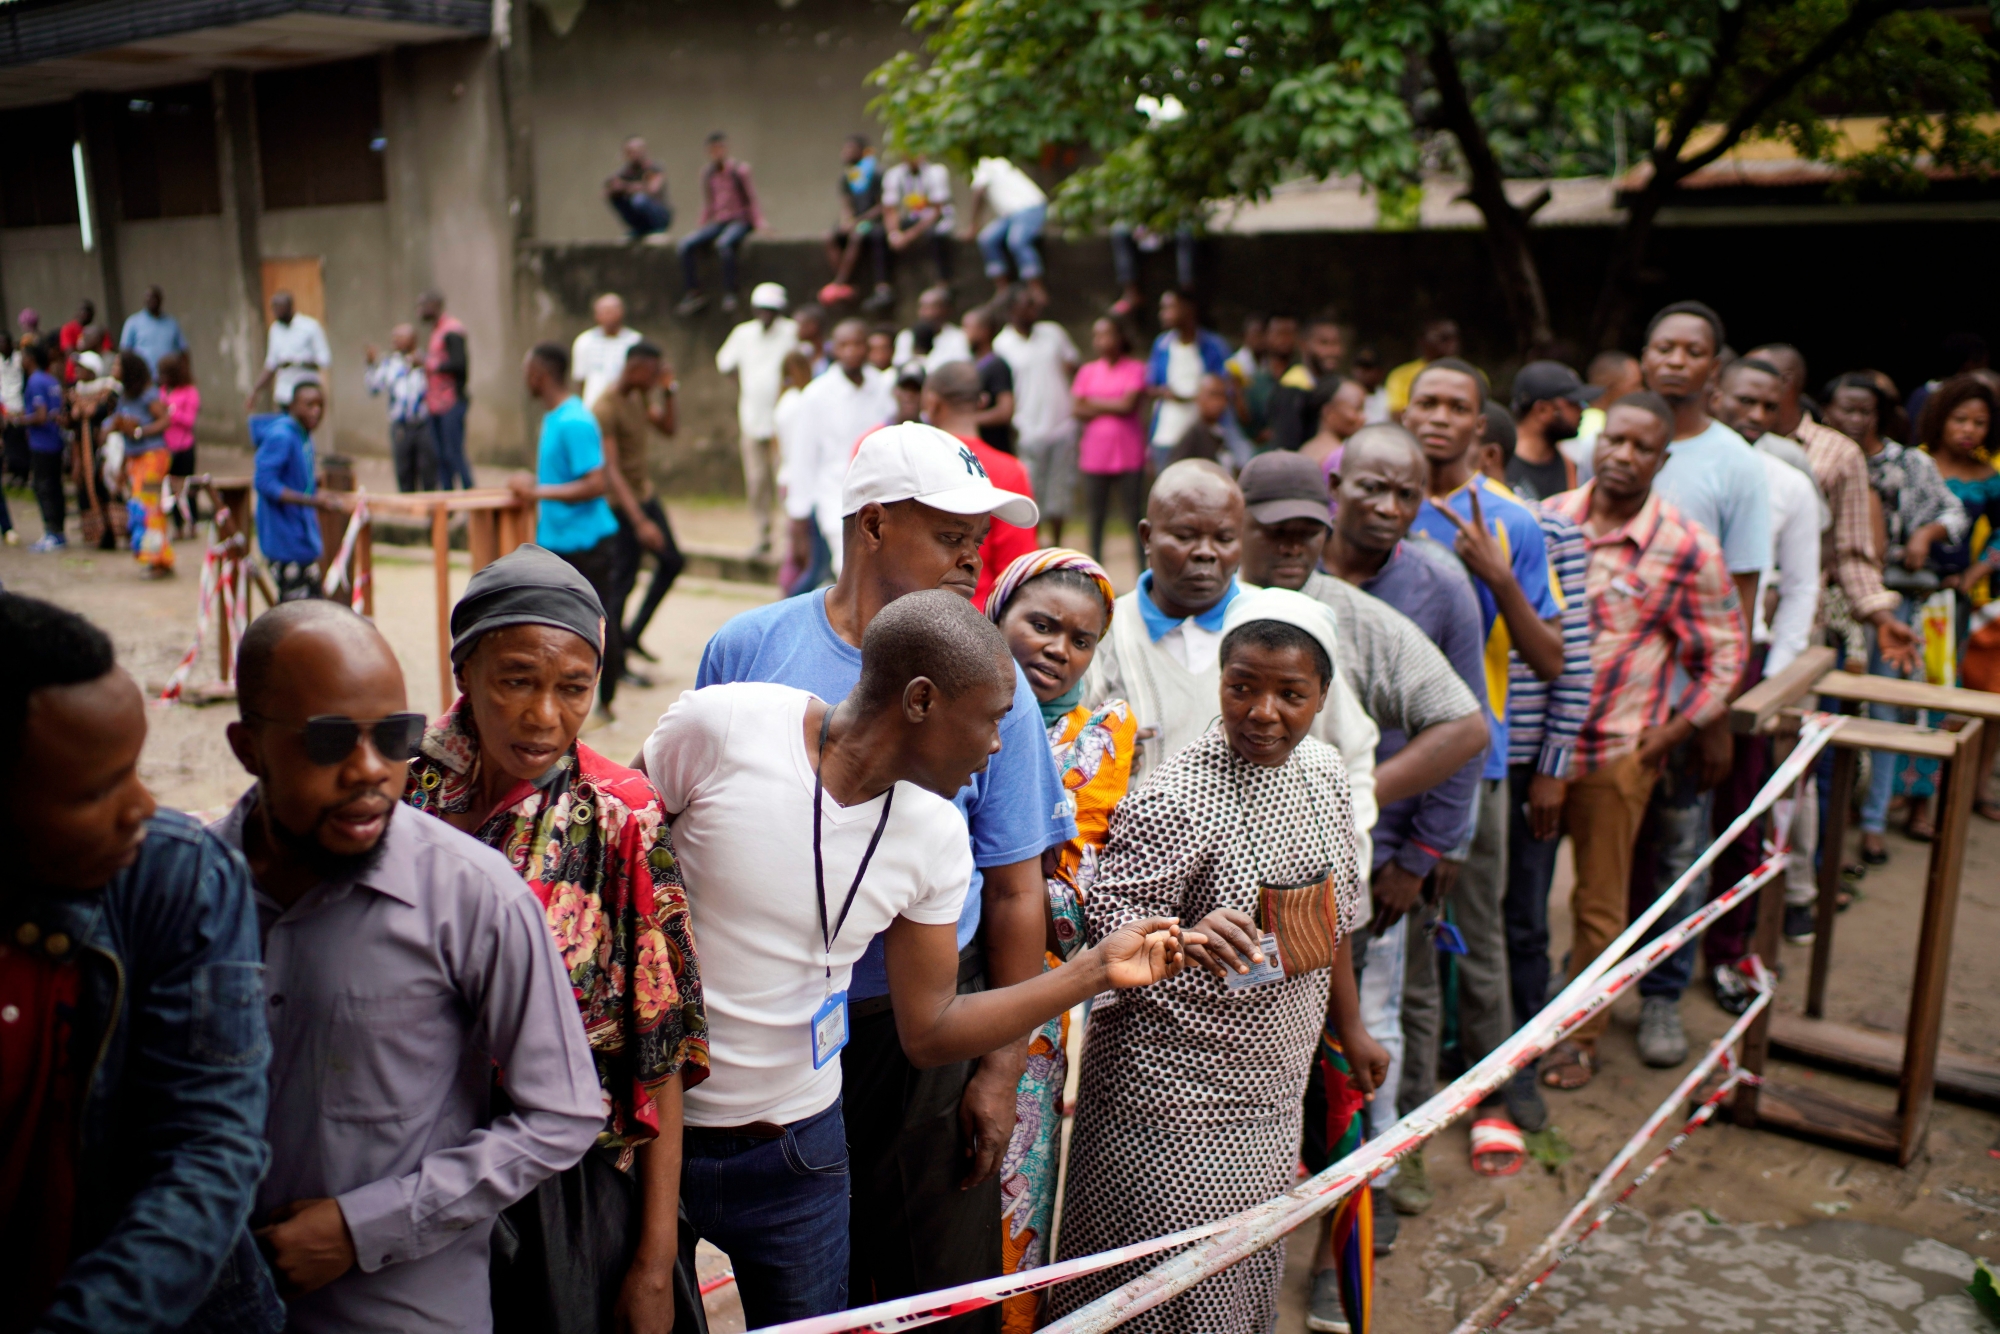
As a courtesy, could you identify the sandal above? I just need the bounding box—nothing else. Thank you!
[1541,1039,1597,1091]
[1906,802,1936,843]
[1470,1117,1527,1177]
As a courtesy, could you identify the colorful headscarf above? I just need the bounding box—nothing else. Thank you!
[983,548,1118,626]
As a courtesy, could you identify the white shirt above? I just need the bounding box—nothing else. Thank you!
[1157,620,1222,677]
[1362,386,1391,425]
[883,160,954,227]
[0,350,23,413]
[994,321,1079,444]
[264,314,331,406]
[1151,337,1204,445]
[970,157,1046,217]
[773,385,809,504]
[716,315,800,440]
[790,365,896,570]
[571,326,644,411]
[892,323,972,375]
[645,683,971,1127]
[1754,449,1824,676]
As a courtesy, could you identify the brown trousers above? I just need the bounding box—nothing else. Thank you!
[1561,749,1660,1042]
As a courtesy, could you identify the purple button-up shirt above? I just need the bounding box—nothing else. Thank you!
[215,795,602,1334]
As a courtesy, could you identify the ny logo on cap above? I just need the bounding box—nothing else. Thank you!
[957,446,988,479]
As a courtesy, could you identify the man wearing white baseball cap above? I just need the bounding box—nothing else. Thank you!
[716,283,800,556]
[697,421,1064,1329]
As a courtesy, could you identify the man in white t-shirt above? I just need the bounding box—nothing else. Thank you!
[570,292,644,410]
[646,589,1190,1325]
[247,290,331,412]
[716,282,800,556]
[993,286,1080,542]
[790,319,895,577]
[965,156,1049,303]
[890,284,972,374]
[884,153,955,286]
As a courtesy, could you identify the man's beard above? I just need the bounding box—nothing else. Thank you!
[1545,412,1580,445]
[264,796,392,885]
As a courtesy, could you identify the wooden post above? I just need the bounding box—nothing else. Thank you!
[1899,720,1981,1163]
[357,520,375,617]
[467,509,498,572]
[1806,746,1858,1019]
[432,504,452,710]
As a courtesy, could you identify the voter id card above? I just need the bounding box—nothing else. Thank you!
[811,991,850,1068]
[1224,933,1286,990]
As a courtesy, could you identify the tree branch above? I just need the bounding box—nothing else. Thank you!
[1654,0,1751,172]
[1425,26,1519,224]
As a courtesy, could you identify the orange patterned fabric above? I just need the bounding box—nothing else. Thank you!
[1259,871,1343,977]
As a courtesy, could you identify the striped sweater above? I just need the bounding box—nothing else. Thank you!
[1504,502,1594,778]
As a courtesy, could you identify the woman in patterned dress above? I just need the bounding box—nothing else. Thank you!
[1052,587,1386,1334]
[985,549,1136,1333]
[401,545,709,1334]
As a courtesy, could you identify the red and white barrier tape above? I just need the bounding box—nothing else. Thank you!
[322,490,369,610]
[1455,959,1775,1331]
[158,508,244,704]
[748,714,1841,1334]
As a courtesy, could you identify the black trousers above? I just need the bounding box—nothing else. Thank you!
[841,950,1000,1334]
[30,449,66,535]
[4,423,31,484]
[557,536,621,709]
[1083,470,1145,570]
[392,418,438,493]
[617,496,686,648]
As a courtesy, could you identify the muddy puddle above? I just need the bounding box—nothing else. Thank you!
[1499,1213,1987,1331]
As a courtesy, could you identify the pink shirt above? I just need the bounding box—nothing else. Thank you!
[1073,357,1147,475]
[161,384,200,453]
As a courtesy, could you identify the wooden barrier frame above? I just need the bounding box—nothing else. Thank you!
[1728,651,1997,1164]
[186,480,534,707]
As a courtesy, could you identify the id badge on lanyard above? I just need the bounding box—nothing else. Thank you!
[810,707,893,1069]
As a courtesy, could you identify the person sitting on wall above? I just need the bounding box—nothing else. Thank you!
[605,135,671,242]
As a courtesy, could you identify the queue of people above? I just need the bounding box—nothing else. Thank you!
[11,282,2000,1334]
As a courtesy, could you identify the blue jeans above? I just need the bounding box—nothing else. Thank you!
[611,191,670,238]
[977,203,1046,280]
[681,1099,850,1326]
[680,219,751,293]
[1504,762,1563,1031]
[431,400,474,490]
[1629,743,1711,1001]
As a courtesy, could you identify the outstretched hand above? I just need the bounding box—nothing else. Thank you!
[1100,916,1198,988]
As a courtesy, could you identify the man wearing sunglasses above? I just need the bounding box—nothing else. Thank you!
[214,599,602,1333]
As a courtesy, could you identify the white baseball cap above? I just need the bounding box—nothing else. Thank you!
[750,282,788,311]
[841,422,1040,528]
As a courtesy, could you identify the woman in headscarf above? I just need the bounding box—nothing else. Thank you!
[983,548,1134,1332]
[1051,586,1386,1334]
[402,543,709,1334]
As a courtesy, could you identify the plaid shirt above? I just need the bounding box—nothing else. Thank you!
[1542,484,1746,776]
[1795,418,1897,620]
[1505,503,1595,779]
[364,351,429,424]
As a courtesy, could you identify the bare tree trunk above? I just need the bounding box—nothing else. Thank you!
[1590,185,1667,352]
[1427,30,1554,355]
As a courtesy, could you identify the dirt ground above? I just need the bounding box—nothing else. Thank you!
[7,485,1996,1333]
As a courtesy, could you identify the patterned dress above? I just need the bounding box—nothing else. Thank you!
[999,699,1137,1334]
[1052,727,1362,1334]
[404,706,708,1145]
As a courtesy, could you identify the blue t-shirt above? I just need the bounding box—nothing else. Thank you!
[118,310,189,371]
[1410,474,1559,780]
[1359,538,1490,857]
[24,370,64,453]
[1654,419,1772,576]
[250,412,321,565]
[697,590,1077,1001]
[116,387,163,453]
[535,397,619,553]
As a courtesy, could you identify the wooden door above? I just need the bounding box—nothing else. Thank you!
[260,256,324,323]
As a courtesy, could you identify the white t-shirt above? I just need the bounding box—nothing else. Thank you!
[1151,337,1205,445]
[773,385,809,506]
[971,158,1046,217]
[571,326,644,414]
[645,683,972,1127]
[716,315,800,440]
[264,314,331,406]
[791,364,896,568]
[892,322,972,375]
[1753,449,1824,675]
[994,321,1079,444]
[883,161,954,227]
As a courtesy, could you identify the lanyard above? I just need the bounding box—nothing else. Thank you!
[813,707,894,981]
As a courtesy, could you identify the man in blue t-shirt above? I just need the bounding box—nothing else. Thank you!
[117,285,189,373]
[1402,358,1566,1183]
[21,343,70,550]
[696,420,1069,1319]
[509,341,622,714]
[251,380,341,599]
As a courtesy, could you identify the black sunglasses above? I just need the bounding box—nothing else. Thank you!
[245,712,428,766]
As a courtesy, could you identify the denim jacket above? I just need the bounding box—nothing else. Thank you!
[19,810,282,1334]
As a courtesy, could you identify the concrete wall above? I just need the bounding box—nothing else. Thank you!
[116,215,244,441]
[526,0,913,242]
[257,203,398,457]
[1,224,107,344]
